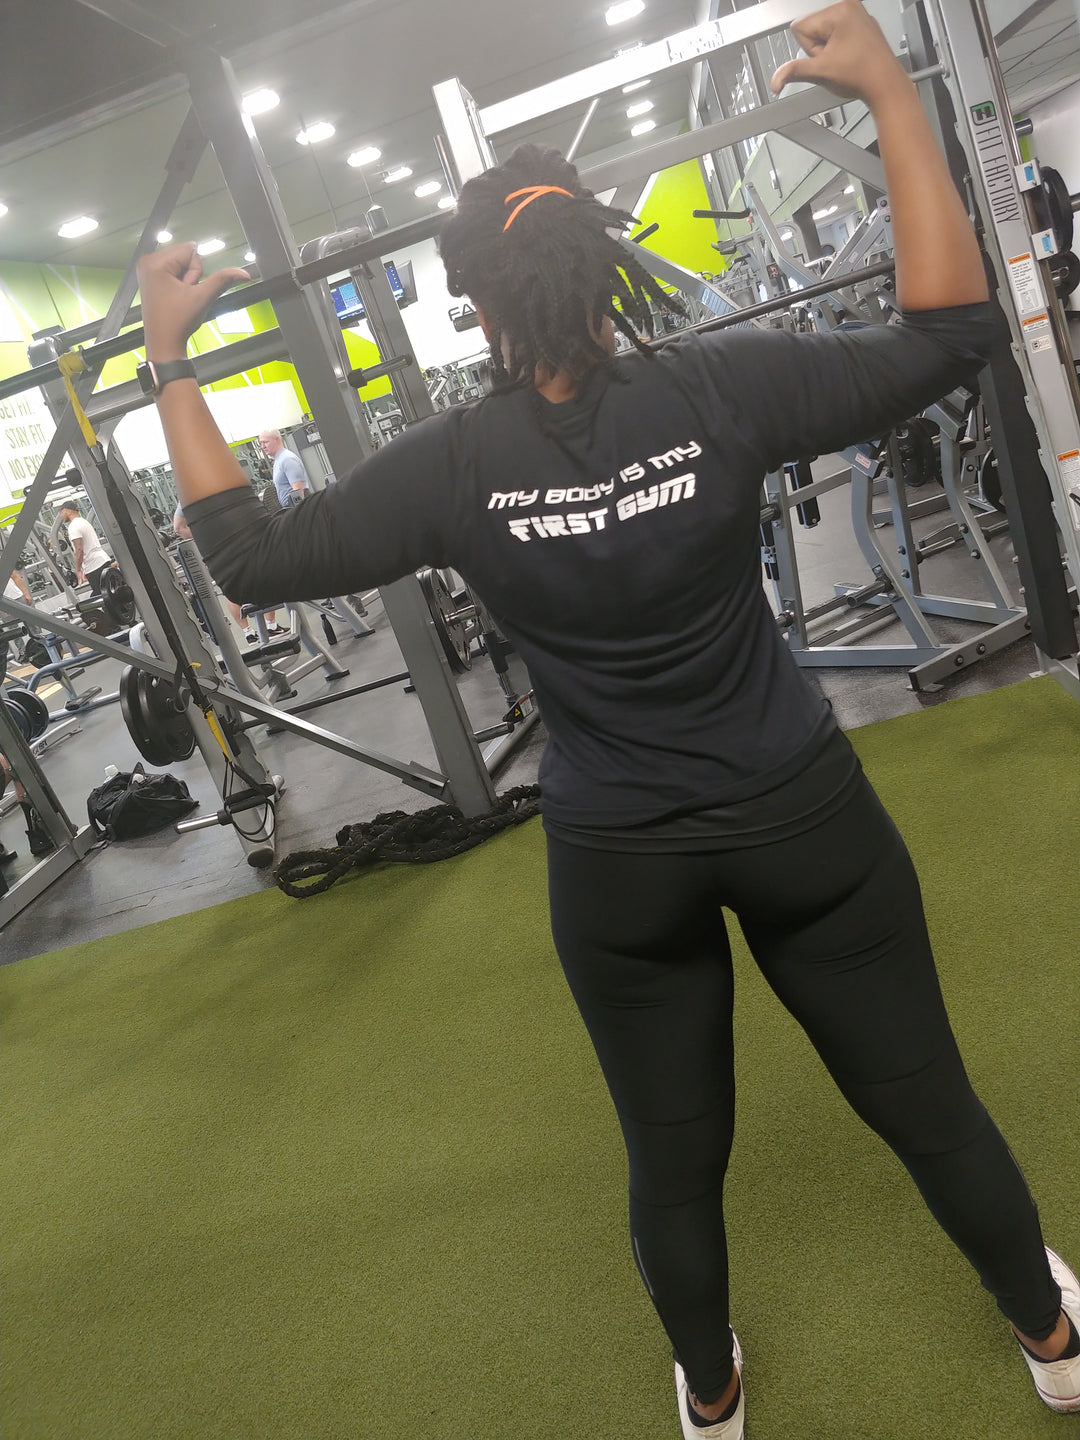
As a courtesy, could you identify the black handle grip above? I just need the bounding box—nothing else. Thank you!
[693,207,752,221]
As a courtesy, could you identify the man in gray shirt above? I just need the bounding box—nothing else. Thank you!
[258,430,310,508]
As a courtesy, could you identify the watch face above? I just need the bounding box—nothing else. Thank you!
[136,362,156,395]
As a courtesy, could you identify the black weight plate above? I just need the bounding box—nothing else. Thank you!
[1042,166,1074,256]
[418,566,471,673]
[106,584,136,627]
[1053,250,1080,298]
[120,664,171,766]
[3,695,32,741]
[100,568,137,627]
[5,687,48,739]
[899,417,939,488]
[138,669,196,762]
[5,691,37,740]
[99,566,122,599]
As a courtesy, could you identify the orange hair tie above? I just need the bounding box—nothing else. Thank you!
[503,185,574,231]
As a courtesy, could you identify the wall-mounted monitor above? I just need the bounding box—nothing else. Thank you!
[330,261,418,326]
[385,259,418,309]
[330,279,365,322]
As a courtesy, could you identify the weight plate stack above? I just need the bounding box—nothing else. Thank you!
[1041,166,1074,255]
[418,566,472,673]
[138,670,196,762]
[4,687,49,739]
[100,567,137,627]
[120,665,171,765]
[3,694,32,741]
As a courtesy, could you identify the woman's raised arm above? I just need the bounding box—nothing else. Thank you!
[136,245,254,507]
[772,0,988,311]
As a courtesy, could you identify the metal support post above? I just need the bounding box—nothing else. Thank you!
[0,680,94,930]
[915,0,1080,659]
[349,263,441,426]
[27,337,278,866]
[183,46,497,816]
[433,79,499,188]
[772,115,887,190]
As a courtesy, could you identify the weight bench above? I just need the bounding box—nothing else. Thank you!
[240,602,350,688]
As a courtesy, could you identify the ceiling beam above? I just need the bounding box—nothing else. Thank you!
[71,0,188,46]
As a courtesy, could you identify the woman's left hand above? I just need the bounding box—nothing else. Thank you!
[137,243,249,363]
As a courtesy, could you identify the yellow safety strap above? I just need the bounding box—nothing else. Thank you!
[56,351,99,449]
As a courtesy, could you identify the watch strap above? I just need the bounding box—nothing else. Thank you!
[138,358,197,395]
[150,358,197,393]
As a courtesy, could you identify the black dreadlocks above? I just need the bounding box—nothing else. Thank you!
[439,145,684,387]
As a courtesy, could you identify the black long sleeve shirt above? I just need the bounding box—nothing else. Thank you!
[187,303,994,831]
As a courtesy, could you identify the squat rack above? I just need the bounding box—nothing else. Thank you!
[2,0,1077,928]
[433,0,1080,692]
[0,7,533,928]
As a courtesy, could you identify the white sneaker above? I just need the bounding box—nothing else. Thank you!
[1017,1248,1080,1413]
[675,1330,744,1440]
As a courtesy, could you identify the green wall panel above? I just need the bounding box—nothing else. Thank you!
[0,261,392,431]
[633,158,728,279]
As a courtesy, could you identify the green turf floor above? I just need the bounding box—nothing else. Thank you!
[2,676,1078,1440]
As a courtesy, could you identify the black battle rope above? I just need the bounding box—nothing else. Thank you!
[273,785,542,897]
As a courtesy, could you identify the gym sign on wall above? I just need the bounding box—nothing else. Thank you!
[0,389,58,506]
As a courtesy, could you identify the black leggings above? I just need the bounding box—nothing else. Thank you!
[546,770,1059,1403]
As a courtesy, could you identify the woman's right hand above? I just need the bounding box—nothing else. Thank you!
[137,244,249,363]
[770,0,909,103]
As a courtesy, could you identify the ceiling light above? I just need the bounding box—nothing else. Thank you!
[626,99,653,118]
[437,196,457,210]
[630,119,656,137]
[843,184,856,194]
[296,121,335,145]
[244,251,256,263]
[383,165,413,184]
[156,229,173,243]
[606,0,645,24]
[622,79,650,93]
[57,216,98,238]
[347,145,382,167]
[811,204,838,220]
[197,237,226,255]
[242,88,279,116]
[414,180,442,198]
[0,201,7,218]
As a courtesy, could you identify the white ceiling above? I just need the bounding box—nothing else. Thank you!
[0,0,1075,275]
[0,0,698,271]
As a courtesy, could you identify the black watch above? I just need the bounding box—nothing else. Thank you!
[136,358,197,396]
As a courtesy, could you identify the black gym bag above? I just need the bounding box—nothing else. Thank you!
[87,765,198,841]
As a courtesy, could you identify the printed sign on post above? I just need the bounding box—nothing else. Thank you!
[0,390,59,506]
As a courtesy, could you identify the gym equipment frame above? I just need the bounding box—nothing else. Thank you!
[433,0,1078,692]
[0,7,535,926]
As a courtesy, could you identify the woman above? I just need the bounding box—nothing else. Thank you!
[136,3,1078,1434]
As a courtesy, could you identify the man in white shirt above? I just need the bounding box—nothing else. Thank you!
[258,430,310,508]
[58,502,112,591]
